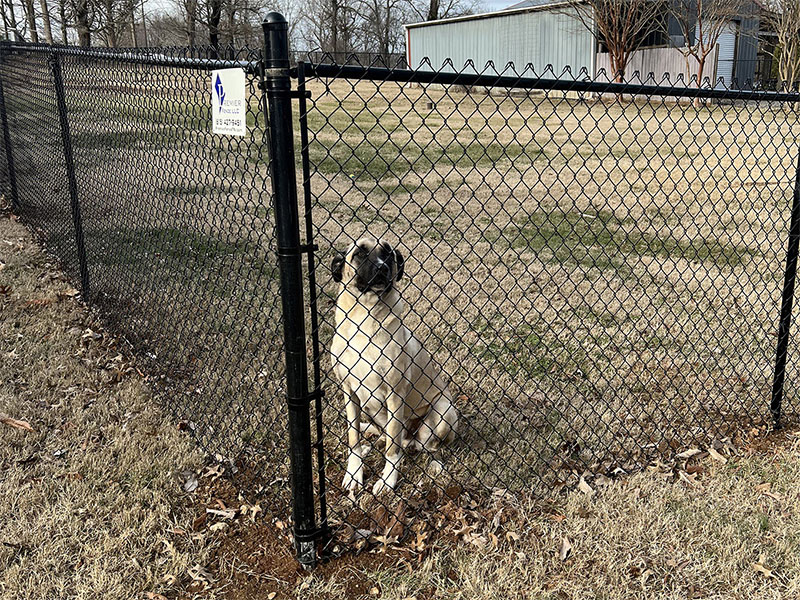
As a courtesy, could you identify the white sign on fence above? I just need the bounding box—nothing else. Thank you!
[211,68,246,136]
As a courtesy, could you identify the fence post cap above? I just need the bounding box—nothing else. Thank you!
[263,12,287,27]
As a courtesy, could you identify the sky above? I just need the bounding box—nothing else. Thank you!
[482,0,514,11]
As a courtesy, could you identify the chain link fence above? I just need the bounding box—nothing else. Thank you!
[2,14,800,567]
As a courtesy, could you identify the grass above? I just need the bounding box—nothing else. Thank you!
[487,207,757,272]
[0,212,212,599]
[6,184,800,600]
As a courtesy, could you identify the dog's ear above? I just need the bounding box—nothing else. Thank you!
[394,249,405,281]
[331,251,345,283]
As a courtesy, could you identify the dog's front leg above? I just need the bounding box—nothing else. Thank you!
[372,392,405,495]
[342,386,363,492]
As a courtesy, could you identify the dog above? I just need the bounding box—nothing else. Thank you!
[330,236,459,495]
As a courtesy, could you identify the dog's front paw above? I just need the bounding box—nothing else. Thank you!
[371,464,399,495]
[371,476,396,495]
[342,454,363,492]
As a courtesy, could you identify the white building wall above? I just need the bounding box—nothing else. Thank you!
[406,8,595,77]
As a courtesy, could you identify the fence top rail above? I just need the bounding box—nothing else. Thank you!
[2,42,262,75]
[300,61,800,103]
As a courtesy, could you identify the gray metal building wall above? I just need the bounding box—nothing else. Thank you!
[405,8,595,77]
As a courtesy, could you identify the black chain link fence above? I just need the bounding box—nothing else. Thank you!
[0,42,291,507]
[2,14,800,567]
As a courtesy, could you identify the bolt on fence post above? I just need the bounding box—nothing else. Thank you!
[49,51,89,297]
[770,149,800,428]
[0,47,19,212]
[261,12,318,568]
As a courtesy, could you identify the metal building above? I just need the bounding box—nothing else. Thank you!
[404,2,595,77]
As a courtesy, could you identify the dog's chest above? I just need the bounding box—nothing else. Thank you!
[331,320,404,391]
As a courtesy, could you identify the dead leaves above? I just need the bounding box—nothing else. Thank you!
[558,536,572,561]
[577,476,595,496]
[1,416,34,432]
[752,554,775,578]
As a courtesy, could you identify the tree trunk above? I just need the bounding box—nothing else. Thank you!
[186,0,196,46]
[39,0,53,43]
[208,0,221,56]
[58,0,67,43]
[696,55,705,87]
[75,0,90,46]
[3,0,20,41]
[426,0,439,21]
[103,0,117,46]
[23,0,38,42]
[128,0,136,46]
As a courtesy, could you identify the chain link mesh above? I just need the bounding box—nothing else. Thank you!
[2,40,800,560]
[298,58,800,552]
[0,45,290,505]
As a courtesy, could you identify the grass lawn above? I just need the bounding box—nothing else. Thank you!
[3,206,800,600]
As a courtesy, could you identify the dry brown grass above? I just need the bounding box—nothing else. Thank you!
[296,78,800,526]
[0,212,214,599]
[4,201,800,600]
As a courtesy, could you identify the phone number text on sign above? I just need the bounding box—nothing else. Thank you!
[211,68,247,136]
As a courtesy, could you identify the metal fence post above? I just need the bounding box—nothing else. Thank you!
[49,51,89,297]
[0,49,19,212]
[261,12,318,567]
[770,149,800,428]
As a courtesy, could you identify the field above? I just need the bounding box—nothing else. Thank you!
[4,209,800,600]
[2,50,800,558]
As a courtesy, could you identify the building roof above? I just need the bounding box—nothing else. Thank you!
[504,0,567,9]
[404,0,575,29]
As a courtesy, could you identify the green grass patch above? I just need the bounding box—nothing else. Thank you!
[459,312,586,380]
[489,208,755,271]
[310,137,544,181]
[87,226,275,277]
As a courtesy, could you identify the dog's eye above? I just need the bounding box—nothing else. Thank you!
[354,246,365,256]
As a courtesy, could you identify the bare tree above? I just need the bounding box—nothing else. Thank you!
[55,0,68,42]
[72,0,91,45]
[303,0,359,53]
[405,0,479,21]
[359,0,404,54]
[669,0,746,87]
[39,0,53,42]
[560,0,663,82]
[762,0,800,89]
[2,0,24,40]
[22,0,39,41]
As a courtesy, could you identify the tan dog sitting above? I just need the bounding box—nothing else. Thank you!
[330,236,459,495]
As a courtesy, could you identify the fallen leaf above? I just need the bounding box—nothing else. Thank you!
[206,508,236,519]
[145,593,167,600]
[559,536,572,561]
[209,522,228,532]
[755,482,771,493]
[1,417,34,432]
[707,447,728,463]
[369,586,380,596]
[676,448,702,459]
[267,593,277,600]
[578,476,595,496]
[183,473,199,493]
[678,470,703,490]
[752,559,774,578]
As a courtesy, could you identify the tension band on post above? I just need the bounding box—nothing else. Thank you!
[277,243,318,257]
[287,388,325,408]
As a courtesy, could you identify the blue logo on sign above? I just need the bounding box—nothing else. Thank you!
[214,74,225,107]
